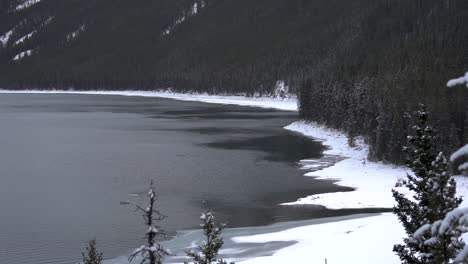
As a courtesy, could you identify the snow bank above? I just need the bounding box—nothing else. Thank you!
[0,90,298,111]
[283,121,468,209]
[235,213,404,264]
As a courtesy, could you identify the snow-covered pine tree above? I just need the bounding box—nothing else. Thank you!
[447,71,468,177]
[185,210,233,264]
[129,181,170,264]
[392,105,463,263]
[81,239,103,264]
[413,72,468,263]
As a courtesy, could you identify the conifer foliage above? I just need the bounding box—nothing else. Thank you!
[129,181,170,264]
[412,73,468,263]
[392,105,463,263]
[81,239,103,264]
[185,210,233,264]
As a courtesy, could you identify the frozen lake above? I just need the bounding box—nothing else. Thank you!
[0,94,381,264]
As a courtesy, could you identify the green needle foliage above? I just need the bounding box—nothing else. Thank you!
[82,239,103,264]
[392,105,463,263]
[185,210,233,264]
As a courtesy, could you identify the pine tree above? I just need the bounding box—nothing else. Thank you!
[81,239,103,264]
[185,210,233,264]
[412,72,468,263]
[129,181,170,264]
[392,105,463,263]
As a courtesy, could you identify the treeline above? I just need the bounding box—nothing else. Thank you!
[0,0,467,162]
[298,0,468,162]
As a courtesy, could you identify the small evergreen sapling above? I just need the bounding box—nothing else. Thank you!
[392,105,463,263]
[82,239,103,264]
[129,181,170,264]
[185,210,233,264]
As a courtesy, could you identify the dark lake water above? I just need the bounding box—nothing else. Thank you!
[0,94,371,264]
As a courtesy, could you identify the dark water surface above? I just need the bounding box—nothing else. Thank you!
[0,94,366,264]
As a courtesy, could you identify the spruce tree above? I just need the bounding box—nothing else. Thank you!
[185,210,233,264]
[392,105,463,263]
[129,181,170,264]
[81,239,103,264]
[413,72,468,263]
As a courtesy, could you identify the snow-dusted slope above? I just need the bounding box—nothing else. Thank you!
[162,0,206,36]
[15,0,42,11]
[0,29,14,46]
[13,49,33,61]
[14,30,36,45]
[66,24,86,41]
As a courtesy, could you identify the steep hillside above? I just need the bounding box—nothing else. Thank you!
[0,0,367,93]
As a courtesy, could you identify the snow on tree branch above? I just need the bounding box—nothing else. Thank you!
[447,72,468,88]
[451,145,468,163]
[129,181,170,264]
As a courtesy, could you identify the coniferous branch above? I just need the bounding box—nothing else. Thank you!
[81,239,103,264]
[185,210,234,264]
[412,72,468,264]
[129,181,170,264]
[392,105,463,263]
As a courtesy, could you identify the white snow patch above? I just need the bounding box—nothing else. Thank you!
[272,80,290,99]
[43,16,54,26]
[0,29,14,46]
[452,145,468,163]
[67,24,86,41]
[14,30,36,45]
[191,2,199,15]
[12,49,33,61]
[234,213,404,264]
[447,72,468,88]
[162,0,206,36]
[15,0,41,11]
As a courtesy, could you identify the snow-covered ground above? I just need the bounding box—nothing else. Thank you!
[235,213,404,264]
[282,121,468,209]
[2,89,466,263]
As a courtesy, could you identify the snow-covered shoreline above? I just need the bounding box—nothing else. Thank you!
[2,89,467,264]
[3,90,467,209]
[0,90,298,111]
[282,121,410,209]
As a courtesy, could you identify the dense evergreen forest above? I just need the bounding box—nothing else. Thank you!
[0,0,467,162]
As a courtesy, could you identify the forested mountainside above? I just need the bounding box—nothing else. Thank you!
[0,0,467,162]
